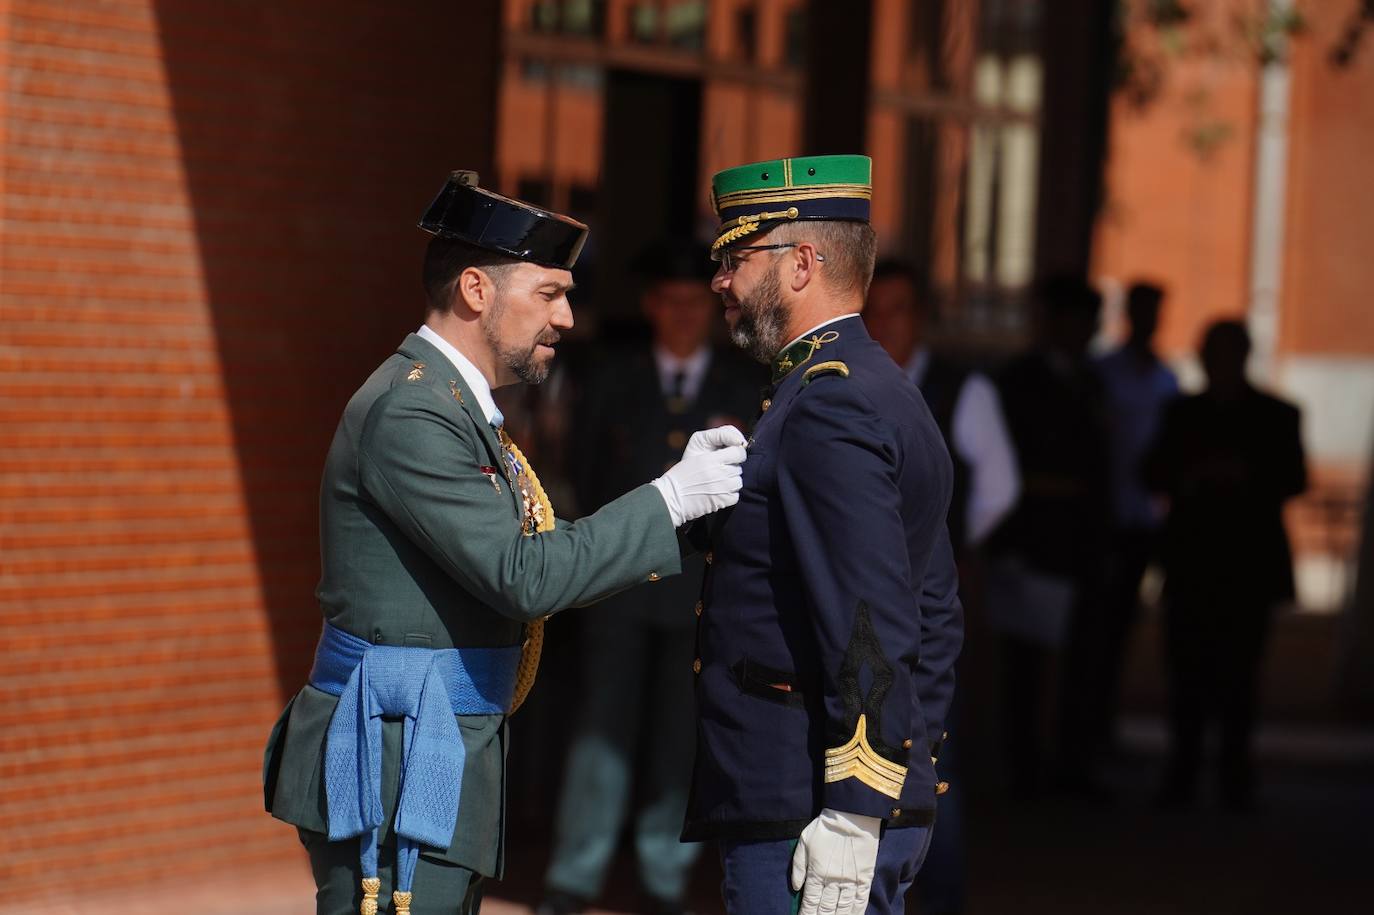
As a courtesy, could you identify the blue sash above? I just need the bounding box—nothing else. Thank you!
[309,622,521,894]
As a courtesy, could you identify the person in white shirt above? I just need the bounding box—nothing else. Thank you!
[865,260,1020,554]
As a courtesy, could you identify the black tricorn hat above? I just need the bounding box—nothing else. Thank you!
[418,171,589,270]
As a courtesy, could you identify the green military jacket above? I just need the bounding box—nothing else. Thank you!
[263,333,682,877]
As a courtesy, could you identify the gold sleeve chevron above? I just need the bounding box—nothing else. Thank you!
[823,714,908,799]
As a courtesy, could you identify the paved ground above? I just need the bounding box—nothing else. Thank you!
[19,717,1371,915]
[488,717,1374,914]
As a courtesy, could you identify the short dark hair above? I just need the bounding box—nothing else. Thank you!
[421,236,519,313]
[1201,319,1251,360]
[1127,281,1165,313]
[775,219,877,298]
[872,258,921,288]
[1035,274,1103,317]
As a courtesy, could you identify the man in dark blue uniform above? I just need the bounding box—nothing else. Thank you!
[684,155,963,915]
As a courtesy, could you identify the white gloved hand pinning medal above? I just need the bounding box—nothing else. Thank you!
[651,425,748,527]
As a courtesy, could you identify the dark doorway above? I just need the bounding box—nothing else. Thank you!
[594,69,703,342]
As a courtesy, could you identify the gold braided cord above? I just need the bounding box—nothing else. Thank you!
[501,435,553,714]
[392,890,413,915]
[715,185,873,208]
[360,877,381,915]
[710,206,801,251]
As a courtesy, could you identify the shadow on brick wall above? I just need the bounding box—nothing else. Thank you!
[152,1,500,696]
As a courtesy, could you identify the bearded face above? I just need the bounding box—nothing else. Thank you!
[727,260,790,365]
[479,270,568,385]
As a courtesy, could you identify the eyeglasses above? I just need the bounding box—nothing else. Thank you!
[716,243,826,273]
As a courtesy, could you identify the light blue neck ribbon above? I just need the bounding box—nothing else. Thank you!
[309,623,520,894]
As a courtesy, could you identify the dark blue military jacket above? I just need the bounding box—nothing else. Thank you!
[683,315,963,841]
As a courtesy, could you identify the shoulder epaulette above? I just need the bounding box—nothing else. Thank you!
[802,360,850,385]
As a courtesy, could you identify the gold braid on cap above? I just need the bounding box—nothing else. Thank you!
[500,434,553,714]
[711,206,801,252]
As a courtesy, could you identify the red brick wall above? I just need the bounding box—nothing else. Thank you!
[0,0,498,900]
[1280,1,1374,356]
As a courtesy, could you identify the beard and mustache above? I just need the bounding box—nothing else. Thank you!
[727,261,790,365]
[481,292,561,385]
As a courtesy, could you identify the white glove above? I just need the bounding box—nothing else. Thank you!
[651,426,748,526]
[682,424,747,459]
[790,808,882,915]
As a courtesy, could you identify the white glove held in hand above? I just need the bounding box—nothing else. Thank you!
[651,426,748,526]
[790,808,882,915]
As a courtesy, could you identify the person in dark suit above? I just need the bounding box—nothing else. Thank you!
[985,276,1112,798]
[538,241,763,915]
[688,155,963,915]
[1146,319,1307,810]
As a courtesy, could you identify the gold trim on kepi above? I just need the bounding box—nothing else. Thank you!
[824,713,909,799]
[710,154,872,255]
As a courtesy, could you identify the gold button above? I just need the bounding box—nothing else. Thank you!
[936,781,950,796]
[692,658,702,673]
[694,600,704,616]
[902,738,912,749]
[761,398,772,411]
[890,807,901,818]
[705,551,713,564]
[648,571,661,582]
[667,429,688,451]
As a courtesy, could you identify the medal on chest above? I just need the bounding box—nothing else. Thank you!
[515,474,546,535]
[499,435,547,536]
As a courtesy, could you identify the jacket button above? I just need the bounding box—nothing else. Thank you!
[890,808,901,818]
[761,398,772,411]
[936,781,950,796]
[373,630,385,644]
[648,571,661,582]
[692,658,702,674]
[694,600,704,616]
[902,738,913,749]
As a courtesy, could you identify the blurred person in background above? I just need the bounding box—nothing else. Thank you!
[1091,281,1179,758]
[865,258,1021,915]
[866,260,1021,554]
[985,275,1111,800]
[261,174,747,915]
[537,239,761,915]
[686,155,962,915]
[1146,319,1307,811]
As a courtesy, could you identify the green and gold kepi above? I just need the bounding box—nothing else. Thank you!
[709,154,872,257]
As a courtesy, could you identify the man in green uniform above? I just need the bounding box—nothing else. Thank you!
[263,172,747,915]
